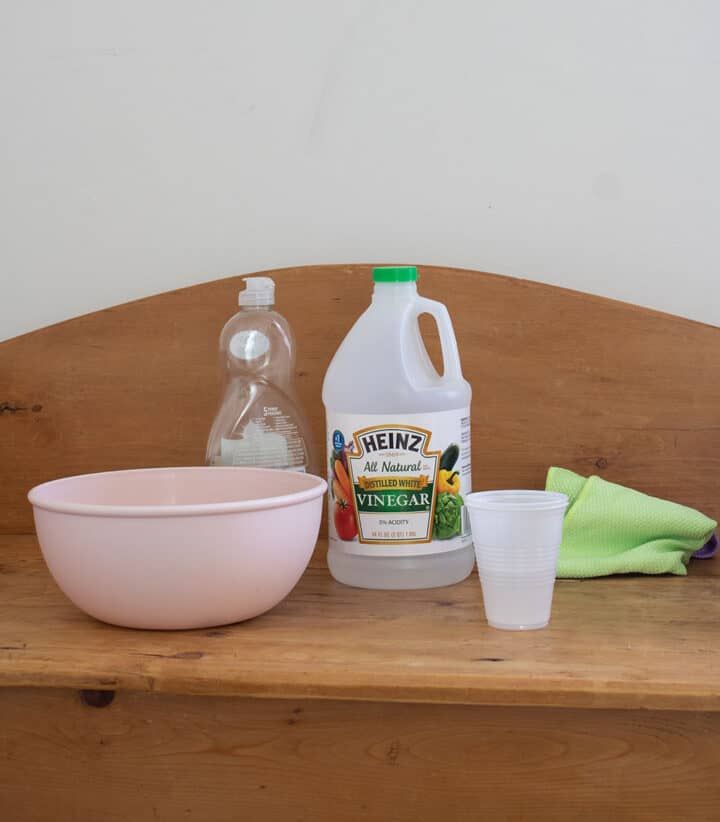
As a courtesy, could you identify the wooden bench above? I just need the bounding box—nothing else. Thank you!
[2,264,719,820]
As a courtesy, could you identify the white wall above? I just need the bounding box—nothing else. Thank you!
[2,1,719,340]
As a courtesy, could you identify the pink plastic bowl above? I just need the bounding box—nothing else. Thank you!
[28,467,327,630]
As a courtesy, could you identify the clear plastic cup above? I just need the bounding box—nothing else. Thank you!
[465,490,569,631]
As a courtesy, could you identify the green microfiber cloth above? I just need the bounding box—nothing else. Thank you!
[546,467,717,578]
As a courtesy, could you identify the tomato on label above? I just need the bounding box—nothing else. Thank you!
[334,499,358,541]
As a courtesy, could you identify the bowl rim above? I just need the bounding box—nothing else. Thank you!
[28,466,328,518]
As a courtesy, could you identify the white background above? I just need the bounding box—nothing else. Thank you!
[2,1,719,340]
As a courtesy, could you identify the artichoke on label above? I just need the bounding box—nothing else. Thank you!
[434,491,464,540]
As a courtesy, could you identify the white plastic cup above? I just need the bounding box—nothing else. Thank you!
[465,490,569,631]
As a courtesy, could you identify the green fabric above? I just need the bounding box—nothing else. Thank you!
[546,467,716,578]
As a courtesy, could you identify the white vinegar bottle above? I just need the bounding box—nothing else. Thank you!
[206,277,315,473]
[322,266,473,589]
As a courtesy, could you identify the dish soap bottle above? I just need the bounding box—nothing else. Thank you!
[322,266,473,589]
[206,277,315,472]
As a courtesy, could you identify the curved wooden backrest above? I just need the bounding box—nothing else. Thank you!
[2,264,719,535]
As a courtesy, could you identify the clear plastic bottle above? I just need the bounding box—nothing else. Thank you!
[322,266,473,589]
[206,277,315,472]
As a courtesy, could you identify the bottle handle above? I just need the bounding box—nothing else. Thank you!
[411,296,463,383]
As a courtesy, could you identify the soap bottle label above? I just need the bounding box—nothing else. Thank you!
[216,405,307,471]
[327,409,471,557]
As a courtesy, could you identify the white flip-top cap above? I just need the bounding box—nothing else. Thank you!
[239,276,275,307]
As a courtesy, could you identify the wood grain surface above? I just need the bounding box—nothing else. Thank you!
[2,266,720,820]
[1,535,718,711]
[2,264,719,535]
[1,687,719,822]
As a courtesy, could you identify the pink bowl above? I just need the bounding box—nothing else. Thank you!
[28,467,327,630]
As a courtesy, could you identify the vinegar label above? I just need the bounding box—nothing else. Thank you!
[327,409,471,557]
[348,424,439,543]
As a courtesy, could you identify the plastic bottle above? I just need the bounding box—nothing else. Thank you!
[322,266,473,589]
[206,277,315,472]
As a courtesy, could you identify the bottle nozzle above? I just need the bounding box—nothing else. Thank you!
[239,276,275,307]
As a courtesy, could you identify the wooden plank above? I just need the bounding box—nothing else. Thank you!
[1,535,718,711]
[1,687,719,822]
[2,265,720,535]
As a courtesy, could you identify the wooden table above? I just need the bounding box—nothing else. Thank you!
[2,534,718,821]
[3,264,720,819]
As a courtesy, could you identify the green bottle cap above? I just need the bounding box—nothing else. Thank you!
[372,266,418,283]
